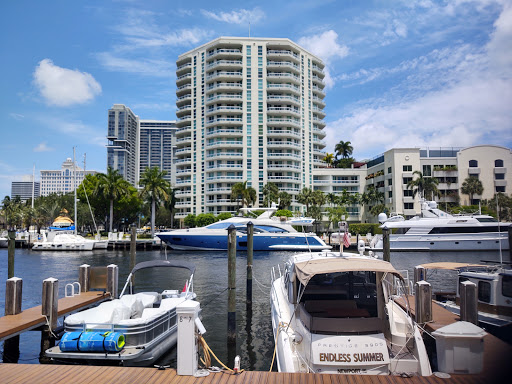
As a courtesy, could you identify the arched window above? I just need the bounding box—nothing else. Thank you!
[469,160,478,167]
[495,159,504,167]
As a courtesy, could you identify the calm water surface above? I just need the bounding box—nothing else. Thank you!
[0,247,509,369]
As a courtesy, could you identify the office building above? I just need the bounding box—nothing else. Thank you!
[174,37,327,218]
[40,158,97,196]
[107,105,177,186]
[11,178,40,202]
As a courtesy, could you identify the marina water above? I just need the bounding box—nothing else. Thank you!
[0,247,509,369]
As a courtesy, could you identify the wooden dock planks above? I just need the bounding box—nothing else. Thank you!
[0,364,489,384]
[0,291,111,341]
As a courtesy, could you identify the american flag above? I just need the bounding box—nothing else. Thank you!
[343,232,351,248]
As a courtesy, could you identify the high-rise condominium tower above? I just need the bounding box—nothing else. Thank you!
[174,37,326,218]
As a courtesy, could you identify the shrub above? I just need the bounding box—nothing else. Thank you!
[216,212,232,221]
[184,214,196,228]
[275,209,293,217]
[348,223,382,235]
[196,213,216,227]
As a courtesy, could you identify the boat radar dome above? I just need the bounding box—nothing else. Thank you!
[378,213,388,223]
[428,201,438,209]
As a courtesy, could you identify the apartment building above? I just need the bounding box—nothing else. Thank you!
[173,37,327,218]
[11,179,40,201]
[40,158,97,196]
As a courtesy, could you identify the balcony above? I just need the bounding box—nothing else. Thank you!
[267,175,301,181]
[312,96,326,107]
[207,48,242,59]
[175,179,192,186]
[312,117,326,127]
[312,86,326,97]
[206,71,243,82]
[267,129,301,138]
[176,126,192,137]
[267,95,300,105]
[205,175,244,182]
[175,157,192,164]
[176,83,192,96]
[206,94,243,105]
[433,170,458,178]
[175,147,192,154]
[267,118,301,127]
[267,72,300,84]
[176,73,192,86]
[206,105,243,115]
[267,106,300,117]
[205,199,233,205]
[176,168,192,175]
[267,83,301,95]
[206,140,244,149]
[266,49,300,62]
[467,167,480,174]
[206,60,243,70]
[313,128,326,138]
[206,128,243,137]
[206,117,243,126]
[312,107,326,118]
[266,61,300,73]
[206,164,243,171]
[175,190,192,197]
[206,152,243,159]
[176,116,192,127]
[176,104,192,117]
[205,187,233,194]
[176,62,192,75]
[267,152,301,159]
[312,65,325,77]
[438,182,459,189]
[267,164,301,171]
[267,141,301,148]
[206,83,243,92]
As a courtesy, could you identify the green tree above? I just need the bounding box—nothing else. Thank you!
[196,213,217,227]
[139,167,171,238]
[275,209,293,218]
[461,176,484,205]
[95,167,132,233]
[216,212,232,221]
[296,187,315,213]
[184,214,196,228]
[262,183,279,207]
[231,181,257,208]
[322,153,334,167]
[406,171,439,199]
[334,141,353,159]
[277,191,292,210]
[326,206,348,230]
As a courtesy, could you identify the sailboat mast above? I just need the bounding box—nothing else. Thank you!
[73,147,77,235]
[31,164,35,209]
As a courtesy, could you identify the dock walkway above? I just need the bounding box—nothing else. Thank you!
[0,363,490,384]
[0,291,111,341]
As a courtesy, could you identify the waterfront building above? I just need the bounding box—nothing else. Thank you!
[174,37,327,218]
[107,104,139,186]
[40,158,97,196]
[107,105,177,186]
[11,178,40,202]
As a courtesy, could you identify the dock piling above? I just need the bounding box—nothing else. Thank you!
[3,277,23,363]
[382,228,391,262]
[8,230,15,278]
[227,224,237,343]
[79,264,90,292]
[246,221,253,306]
[107,264,119,299]
[414,266,426,286]
[415,280,432,323]
[460,280,478,325]
[130,226,137,283]
[40,277,58,363]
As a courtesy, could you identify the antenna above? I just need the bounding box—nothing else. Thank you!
[249,22,251,38]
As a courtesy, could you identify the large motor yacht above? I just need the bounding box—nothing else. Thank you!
[369,200,510,252]
[270,251,432,375]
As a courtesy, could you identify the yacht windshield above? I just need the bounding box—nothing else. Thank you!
[205,222,236,229]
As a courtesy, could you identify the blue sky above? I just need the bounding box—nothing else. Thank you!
[1,0,511,199]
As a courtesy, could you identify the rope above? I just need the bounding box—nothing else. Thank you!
[269,321,286,372]
[44,315,58,339]
[252,274,271,290]
[197,335,244,374]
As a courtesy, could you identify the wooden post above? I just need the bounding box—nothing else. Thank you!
[107,264,119,299]
[8,230,15,278]
[382,228,391,262]
[460,281,478,325]
[415,280,432,323]
[414,266,426,286]
[79,264,90,292]
[5,277,22,315]
[246,221,253,306]
[227,224,237,342]
[40,277,58,363]
[130,226,137,284]
[508,226,512,259]
[3,277,22,363]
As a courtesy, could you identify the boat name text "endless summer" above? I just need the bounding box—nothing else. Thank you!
[319,352,385,363]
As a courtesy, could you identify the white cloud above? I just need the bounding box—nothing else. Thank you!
[97,53,175,77]
[201,7,265,24]
[9,113,24,120]
[298,30,349,89]
[487,3,512,72]
[33,59,102,106]
[33,142,54,152]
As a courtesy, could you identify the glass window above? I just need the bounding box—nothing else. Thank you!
[423,164,431,177]
[502,275,512,298]
[478,281,491,303]
[495,159,504,167]
[469,160,478,167]
[495,173,505,180]
[404,202,414,209]
[403,165,412,172]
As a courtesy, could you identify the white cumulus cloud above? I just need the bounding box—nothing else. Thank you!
[33,59,102,106]
[298,30,349,89]
[201,7,265,24]
[33,142,53,152]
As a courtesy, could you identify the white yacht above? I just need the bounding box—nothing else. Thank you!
[370,200,510,252]
[270,251,432,376]
[46,260,198,366]
[158,205,330,251]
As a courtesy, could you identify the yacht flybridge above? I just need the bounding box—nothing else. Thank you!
[370,200,510,252]
[270,251,432,375]
[157,205,330,251]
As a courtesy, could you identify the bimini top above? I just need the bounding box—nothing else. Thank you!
[130,260,196,275]
[419,262,486,270]
[294,256,401,286]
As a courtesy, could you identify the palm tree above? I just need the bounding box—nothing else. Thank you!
[231,181,257,208]
[461,176,484,205]
[95,167,131,233]
[296,187,315,213]
[139,167,171,238]
[322,153,334,167]
[334,141,353,159]
[262,183,279,207]
[277,191,291,210]
[407,171,439,199]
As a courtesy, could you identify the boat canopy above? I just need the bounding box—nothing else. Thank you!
[130,260,196,275]
[418,262,487,270]
[294,257,401,286]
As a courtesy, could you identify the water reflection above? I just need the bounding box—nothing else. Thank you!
[0,247,509,368]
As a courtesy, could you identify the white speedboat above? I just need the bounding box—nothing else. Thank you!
[370,200,510,252]
[32,231,95,251]
[158,205,330,251]
[46,260,198,366]
[270,251,432,375]
[418,262,512,342]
